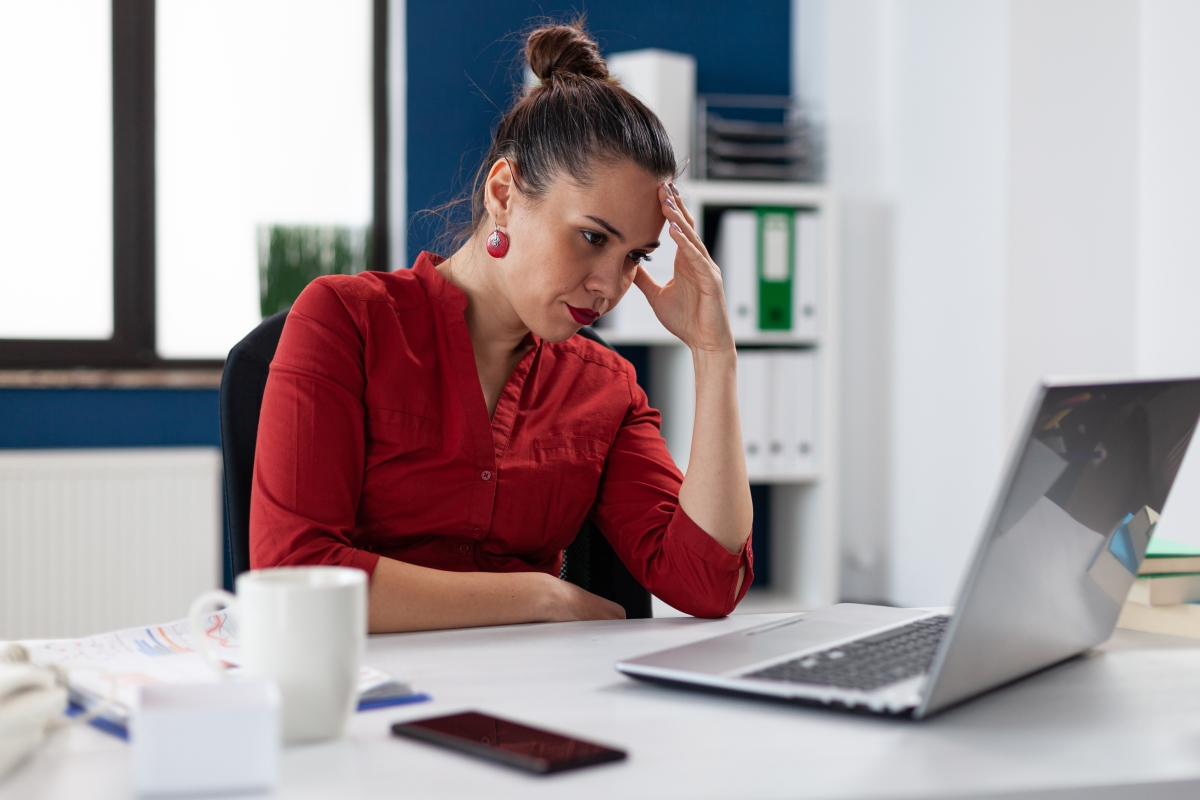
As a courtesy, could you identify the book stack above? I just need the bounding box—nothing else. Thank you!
[1117,536,1200,638]
[714,208,820,339]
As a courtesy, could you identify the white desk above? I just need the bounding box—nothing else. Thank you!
[6,614,1200,799]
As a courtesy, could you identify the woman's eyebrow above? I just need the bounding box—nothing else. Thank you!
[583,215,659,249]
[584,215,625,241]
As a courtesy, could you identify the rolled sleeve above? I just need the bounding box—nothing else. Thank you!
[652,506,754,617]
[250,278,381,579]
[590,361,754,617]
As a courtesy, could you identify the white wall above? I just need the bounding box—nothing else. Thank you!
[810,0,1200,606]
[820,0,895,601]
[1005,0,1140,433]
[1133,0,1200,548]
[820,0,1010,606]
[885,0,1011,608]
[1137,0,1200,376]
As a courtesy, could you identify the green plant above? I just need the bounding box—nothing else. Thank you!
[258,225,373,318]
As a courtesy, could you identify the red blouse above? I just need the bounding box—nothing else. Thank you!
[250,252,753,617]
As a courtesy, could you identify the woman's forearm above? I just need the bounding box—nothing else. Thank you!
[677,347,754,556]
[366,555,624,633]
[641,183,752,566]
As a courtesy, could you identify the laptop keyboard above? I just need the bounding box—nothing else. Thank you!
[744,615,951,692]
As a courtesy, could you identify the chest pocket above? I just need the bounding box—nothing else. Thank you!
[533,435,610,463]
[366,407,441,469]
[526,435,612,550]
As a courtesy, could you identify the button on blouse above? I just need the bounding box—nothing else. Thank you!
[250,252,753,617]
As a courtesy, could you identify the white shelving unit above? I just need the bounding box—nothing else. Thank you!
[597,179,839,615]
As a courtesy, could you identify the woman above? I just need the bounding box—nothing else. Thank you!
[251,22,753,632]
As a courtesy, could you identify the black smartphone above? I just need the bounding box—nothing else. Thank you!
[391,711,627,774]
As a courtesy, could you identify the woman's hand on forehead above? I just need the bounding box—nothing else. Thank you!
[632,183,735,354]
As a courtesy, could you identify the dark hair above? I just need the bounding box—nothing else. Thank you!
[466,20,678,237]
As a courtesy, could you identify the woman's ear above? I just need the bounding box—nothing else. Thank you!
[483,159,516,227]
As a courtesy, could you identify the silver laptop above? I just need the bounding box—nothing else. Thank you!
[617,377,1200,718]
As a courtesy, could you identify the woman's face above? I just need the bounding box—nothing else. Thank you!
[491,159,666,343]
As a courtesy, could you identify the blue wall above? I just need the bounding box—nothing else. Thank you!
[406,0,792,259]
[0,389,219,449]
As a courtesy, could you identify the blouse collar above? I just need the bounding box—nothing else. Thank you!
[412,251,467,311]
[410,250,543,350]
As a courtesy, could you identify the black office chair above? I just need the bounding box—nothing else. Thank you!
[219,310,652,619]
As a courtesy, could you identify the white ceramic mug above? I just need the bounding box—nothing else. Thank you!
[189,567,366,744]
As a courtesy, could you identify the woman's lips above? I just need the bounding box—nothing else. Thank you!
[567,304,600,325]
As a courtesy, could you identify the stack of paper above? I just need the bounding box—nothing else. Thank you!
[15,612,423,734]
[715,208,820,339]
[1117,533,1200,638]
[737,349,817,481]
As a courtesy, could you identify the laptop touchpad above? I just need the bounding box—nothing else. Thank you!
[622,604,930,677]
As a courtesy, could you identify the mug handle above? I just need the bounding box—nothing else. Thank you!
[189,589,238,677]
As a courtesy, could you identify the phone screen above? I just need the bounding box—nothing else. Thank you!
[391,711,626,774]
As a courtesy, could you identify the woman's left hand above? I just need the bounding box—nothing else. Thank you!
[634,184,735,353]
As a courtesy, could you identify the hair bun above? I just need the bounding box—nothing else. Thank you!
[526,23,608,85]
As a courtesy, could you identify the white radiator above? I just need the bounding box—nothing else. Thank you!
[0,448,223,640]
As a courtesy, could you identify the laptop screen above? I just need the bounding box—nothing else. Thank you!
[922,378,1200,716]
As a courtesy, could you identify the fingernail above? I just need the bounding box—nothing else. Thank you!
[666,197,677,211]
[669,182,678,196]
[670,221,681,232]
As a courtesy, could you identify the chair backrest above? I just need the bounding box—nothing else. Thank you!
[219,314,652,618]
[567,326,652,618]
[219,310,289,578]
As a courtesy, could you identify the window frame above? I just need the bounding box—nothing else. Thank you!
[0,0,389,370]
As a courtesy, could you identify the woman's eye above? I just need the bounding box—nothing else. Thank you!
[582,230,605,246]
[629,252,652,265]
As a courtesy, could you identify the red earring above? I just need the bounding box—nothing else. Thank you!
[486,225,509,258]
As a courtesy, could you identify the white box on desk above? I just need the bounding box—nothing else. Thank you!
[130,680,280,797]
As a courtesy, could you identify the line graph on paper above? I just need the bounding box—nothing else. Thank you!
[28,611,241,664]
[19,611,406,727]
[20,611,244,721]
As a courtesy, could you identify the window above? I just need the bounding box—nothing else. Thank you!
[0,1,113,340]
[156,0,374,359]
[0,1,387,368]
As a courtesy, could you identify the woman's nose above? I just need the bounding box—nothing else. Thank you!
[587,260,629,305]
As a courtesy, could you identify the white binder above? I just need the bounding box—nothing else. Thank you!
[794,350,818,475]
[766,351,796,476]
[764,350,818,478]
[736,350,768,478]
[715,211,758,338]
[793,211,821,338]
